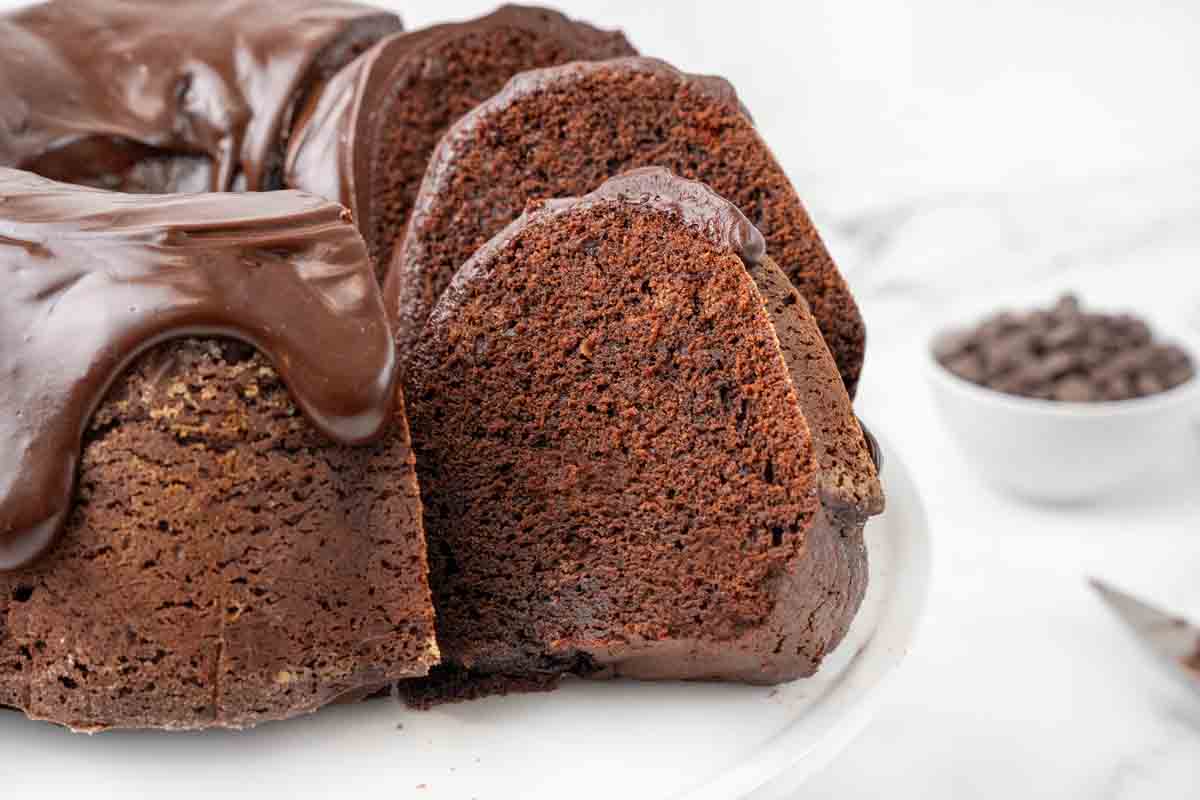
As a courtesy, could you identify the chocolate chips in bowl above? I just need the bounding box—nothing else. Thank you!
[928,295,1198,502]
[934,294,1195,404]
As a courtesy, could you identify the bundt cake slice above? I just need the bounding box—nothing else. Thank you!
[402,168,882,703]
[0,169,437,731]
[0,0,403,193]
[285,5,636,278]
[388,56,866,394]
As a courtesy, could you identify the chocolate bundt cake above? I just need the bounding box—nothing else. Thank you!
[402,169,882,702]
[0,169,437,731]
[0,0,402,194]
[388,56,866,394]
[285,5,635,277]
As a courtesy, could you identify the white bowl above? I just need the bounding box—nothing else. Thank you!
[927,336,1200,503]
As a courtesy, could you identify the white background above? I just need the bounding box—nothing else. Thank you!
[6,1,1200,797]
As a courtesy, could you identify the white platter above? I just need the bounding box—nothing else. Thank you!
[1,426,930,799]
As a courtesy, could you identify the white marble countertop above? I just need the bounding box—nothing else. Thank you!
[6,0,1200,795]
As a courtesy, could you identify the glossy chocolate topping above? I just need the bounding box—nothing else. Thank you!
[0,168,397,572]
[0,0,401,193]
[285,44,374,223]
[285,25,478,239]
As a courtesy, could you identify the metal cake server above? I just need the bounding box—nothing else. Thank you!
[1090,578,1200,694]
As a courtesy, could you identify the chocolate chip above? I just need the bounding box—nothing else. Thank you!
[983,331,1036,376]
[1126,320,1153,347]
[932,330,973,362]
[1032,350,1078,382]
[1054,293,1081,316]
[1134,373,1164,397]
[1053,376,1096,402]
[946,353,986,384]
[933,294,1193,402]
[1162,345,1192,369]
[1102,376,1136,401]
[1042,321,1086,350]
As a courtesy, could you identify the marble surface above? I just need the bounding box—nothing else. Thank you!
[4,0,1200,796]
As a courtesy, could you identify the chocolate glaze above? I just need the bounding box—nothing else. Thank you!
[0,168,397,572]
[0,0,401,194]
[285,24,471,226]
[284,42,373,225]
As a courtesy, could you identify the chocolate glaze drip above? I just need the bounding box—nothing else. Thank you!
[0,168,397,572]
[0,0,401,194]
[285,47,372,225]
[285,24,493,236]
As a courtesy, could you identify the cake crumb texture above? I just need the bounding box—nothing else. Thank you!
[0,339,437,731]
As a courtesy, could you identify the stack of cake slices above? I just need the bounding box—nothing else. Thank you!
[0,0,882,731]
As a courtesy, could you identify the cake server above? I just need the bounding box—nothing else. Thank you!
[1090,578,1200,693]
